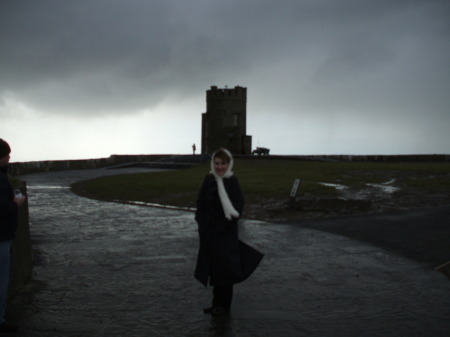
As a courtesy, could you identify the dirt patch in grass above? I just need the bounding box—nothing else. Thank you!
[244,180,450,222]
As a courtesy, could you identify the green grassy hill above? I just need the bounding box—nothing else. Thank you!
[71,159,450,220]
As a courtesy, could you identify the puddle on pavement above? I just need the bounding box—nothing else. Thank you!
[27,185,70,190]
[120,200,196,212]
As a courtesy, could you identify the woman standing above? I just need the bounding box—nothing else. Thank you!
[194,148,262,316]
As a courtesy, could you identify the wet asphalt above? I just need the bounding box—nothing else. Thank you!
[6,167,450,337]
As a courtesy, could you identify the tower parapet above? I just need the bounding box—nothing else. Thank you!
[206,86,247,99]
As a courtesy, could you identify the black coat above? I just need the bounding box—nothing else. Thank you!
[0,166,18,241]
[194,174,263,287]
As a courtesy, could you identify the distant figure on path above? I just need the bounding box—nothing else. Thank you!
[0,139,26,333]
[192,143,196,155]
[194,148,263,316]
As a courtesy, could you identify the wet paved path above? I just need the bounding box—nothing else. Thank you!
[7,168,450,336]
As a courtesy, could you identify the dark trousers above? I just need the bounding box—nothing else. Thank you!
[212,285,233,310]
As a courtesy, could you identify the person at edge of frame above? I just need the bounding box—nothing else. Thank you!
[194,147,263,316]
[0,139,26,334]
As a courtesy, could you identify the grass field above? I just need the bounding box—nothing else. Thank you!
[71,159,450,220]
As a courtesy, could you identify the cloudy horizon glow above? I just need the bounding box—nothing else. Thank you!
[1,0,449,162]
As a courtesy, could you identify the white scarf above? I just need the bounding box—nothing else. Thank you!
[210,149,240,220]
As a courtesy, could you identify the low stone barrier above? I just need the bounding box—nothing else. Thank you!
[9,154,173,176]
[8,181,32,299]
[237,154,450,162]
[9,154,450,177]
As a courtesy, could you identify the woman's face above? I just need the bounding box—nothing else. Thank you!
[214,157,229,176]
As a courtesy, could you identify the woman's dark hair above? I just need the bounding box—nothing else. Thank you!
[213,148,231,163]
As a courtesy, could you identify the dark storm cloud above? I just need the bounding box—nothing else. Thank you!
[1,0,189,113]
[1,0,449,122]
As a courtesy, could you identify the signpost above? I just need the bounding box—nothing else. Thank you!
[289,178,301,209]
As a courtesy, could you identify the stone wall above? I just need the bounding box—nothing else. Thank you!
[9,154,450,178]
[9,154,173,176]
[239,154,450,162]
[8,181,32,299]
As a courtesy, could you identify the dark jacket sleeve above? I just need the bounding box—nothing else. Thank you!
[195,174,210,224]
[0,174,18,240]
[0,177,17,217]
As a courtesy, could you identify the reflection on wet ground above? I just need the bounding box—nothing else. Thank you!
[7,168,450,337]
[319,179,399,200]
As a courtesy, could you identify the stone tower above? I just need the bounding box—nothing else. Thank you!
[201,85,252,155]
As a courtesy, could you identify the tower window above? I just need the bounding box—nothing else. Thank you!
[233,114,239,126]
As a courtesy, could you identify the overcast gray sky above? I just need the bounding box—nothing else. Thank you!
[1,0,449,162]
